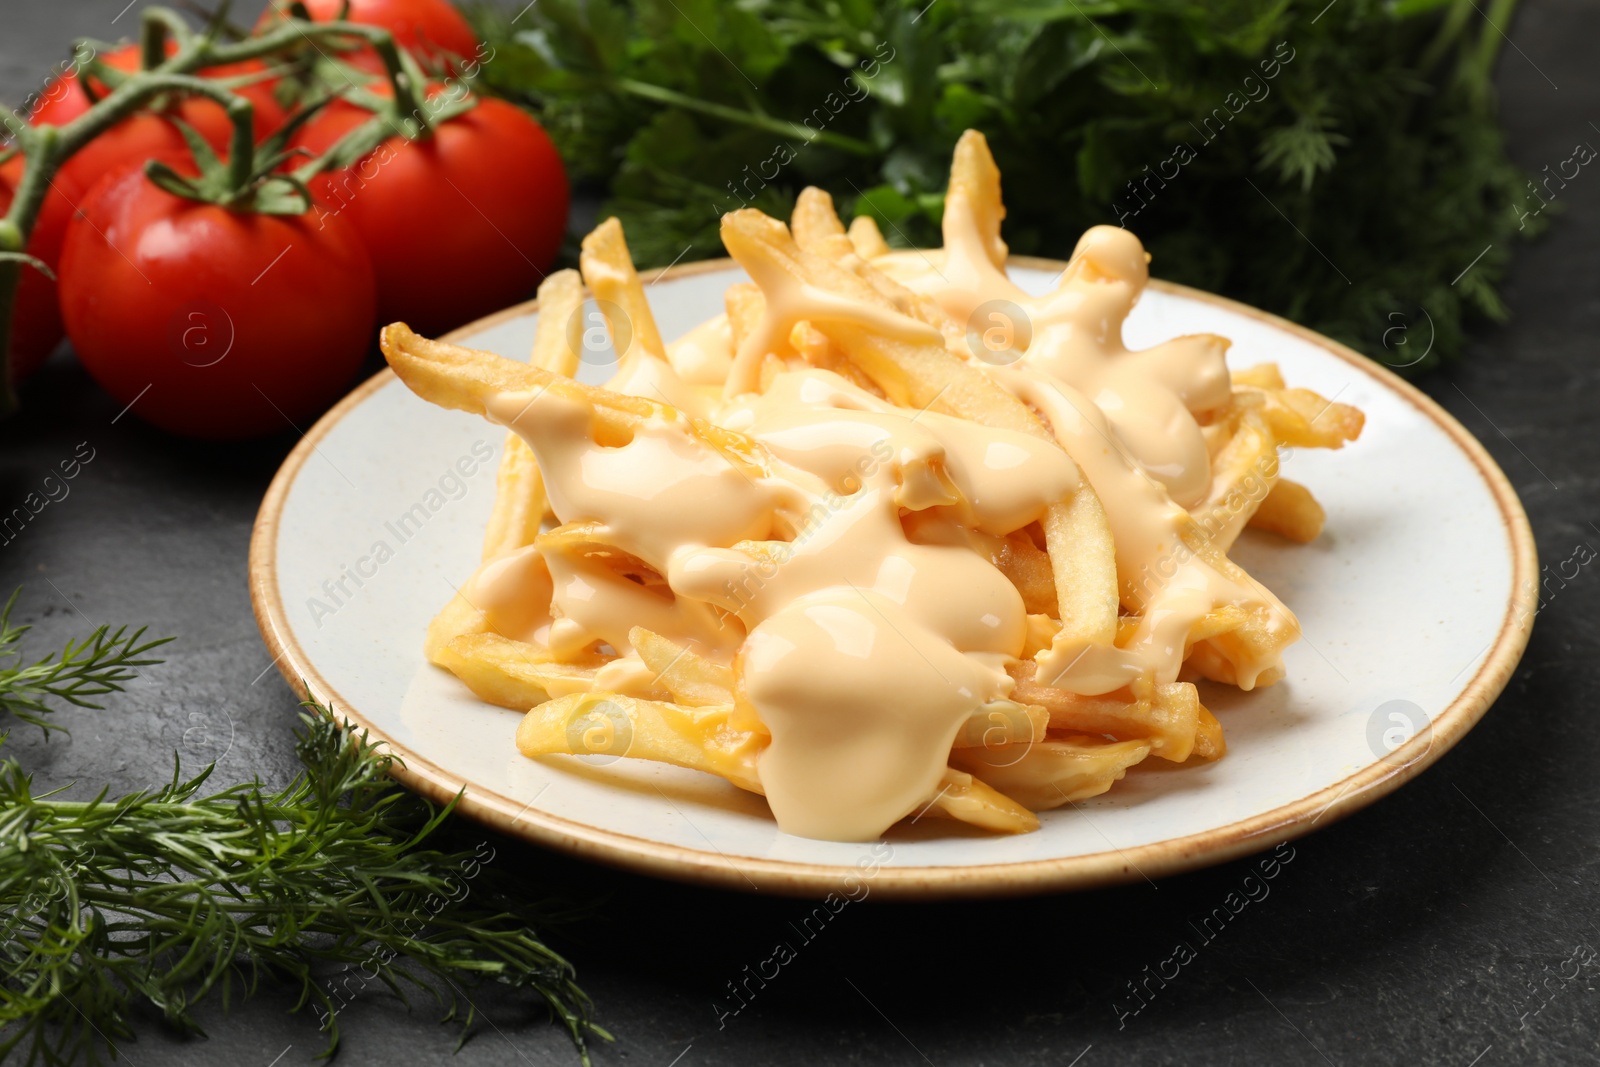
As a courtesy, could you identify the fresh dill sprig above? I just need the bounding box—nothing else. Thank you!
[0,589,171,734]
[0,599,605,1065]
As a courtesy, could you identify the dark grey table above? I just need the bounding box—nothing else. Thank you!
[4,2,1599,1065]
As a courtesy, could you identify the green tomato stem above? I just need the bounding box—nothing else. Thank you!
[140,10,173,72]
[283,27,491,186]
[364,31,427,134]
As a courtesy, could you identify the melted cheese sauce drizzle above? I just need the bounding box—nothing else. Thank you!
[475,223,1299,840]
[486,368,1077,841]
[870,226,1295,694]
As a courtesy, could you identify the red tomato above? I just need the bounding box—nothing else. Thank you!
[292,93,568,335]
[30,43,288,204]
[0,157,76,384]
[258,0,480,73]
[58,165,377,439]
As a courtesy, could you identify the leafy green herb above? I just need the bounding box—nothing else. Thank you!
[474,0,1543,373]
[0,589,170,735]
[0,599,603,1065]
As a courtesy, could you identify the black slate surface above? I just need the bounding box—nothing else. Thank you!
[3,2,1599,1065]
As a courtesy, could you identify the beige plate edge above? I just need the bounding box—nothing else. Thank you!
[247,256,1538,901]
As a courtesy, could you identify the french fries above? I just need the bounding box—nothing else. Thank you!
[1010,664,1202,762]
[630,626,736,707]
[919,769,1040,834]
[437,632,608,710]
[1233,383,1364,450]
[992,530,1057,615]
[382,323,770,482]
[725,282,765,353]
[517,692,764,793]
[950,738,1152,811]
[426,270,586,666]
[385,128,1363,842]
[945,128,1010,271]
[1191,410,1278,551]
[1250,478,1326,543]
[791,187,851,257]
[481,268,585,557]
[580,218,667,363]
[848,215,891,259]
[953,701,1051,750]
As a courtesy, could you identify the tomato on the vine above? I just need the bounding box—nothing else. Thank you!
[259,0,480,72]
[0,157,76,384]
[291,90,568,336]
[30,43,288,204]
[58,164,377,440]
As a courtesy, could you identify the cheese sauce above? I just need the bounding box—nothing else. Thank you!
[475,223,1297,840]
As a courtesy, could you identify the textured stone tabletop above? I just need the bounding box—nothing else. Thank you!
[2,2,1598,1065]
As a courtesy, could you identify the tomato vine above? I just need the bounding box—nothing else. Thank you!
[0,0,465,417]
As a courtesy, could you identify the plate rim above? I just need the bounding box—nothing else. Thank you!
[248,256,1537,900]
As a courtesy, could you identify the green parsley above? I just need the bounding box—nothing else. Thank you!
[474,0,1542,373]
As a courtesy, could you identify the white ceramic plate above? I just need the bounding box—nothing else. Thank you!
[250,258,1536,899]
